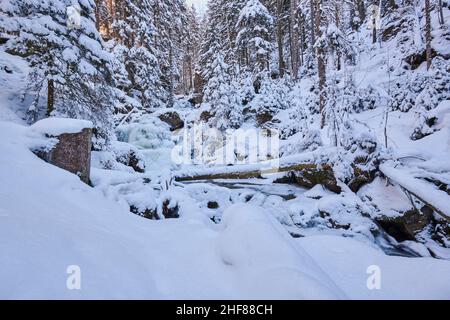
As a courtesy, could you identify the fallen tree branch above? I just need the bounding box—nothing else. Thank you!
[175,163,323,182]
[380,164,450,222]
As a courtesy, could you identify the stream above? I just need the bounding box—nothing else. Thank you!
[122,122,421,259]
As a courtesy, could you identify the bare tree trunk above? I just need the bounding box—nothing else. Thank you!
[46,79,55,116]
[438,0,445,26]
[310,0,315,47]
[188,56,193,92]
[107,0,114,38]
[300,12,305,66]
[290,0,299,79]
[425,0,432,70]
[94,1,101,31]
[335,5,341,71]
[356,0,366,28]
[315,0,326,128]
[276,0,285,77]
[372,6,377,44]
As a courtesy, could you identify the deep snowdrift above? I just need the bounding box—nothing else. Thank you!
[0,120,343,299]
[1,120,450,299]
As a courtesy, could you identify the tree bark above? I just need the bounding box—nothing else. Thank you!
[438,0,445,26]
[314,0,326,128]
[290,0,299,79]
[425,0,432,70]
[276,0,285,77]
[372,6,377,44]
[310,0,315,47]
[46,79,55,116]
[335,5,341,71]
[356,0,366,28]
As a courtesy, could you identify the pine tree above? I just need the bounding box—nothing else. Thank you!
[180,5,202,94]
[411,76,440,140]
[424,0,432,70]
[112,0,163,110]
[236,0,274,74]
[203,52,243,130]
[151,0,189,107]
[314,0,327,127]
[199,0,225,82]
[1,0,115,148]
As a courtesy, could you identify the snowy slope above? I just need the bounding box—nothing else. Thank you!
[0,49,29,123]
[299,235,450,300]
[0,120,346,299]
[1,120,450,299]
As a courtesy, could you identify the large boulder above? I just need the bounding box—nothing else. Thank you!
[188,93,203,106]
[158,111,184,132]
[376,206,435,242]
[112,141,146,173]
[31,118,93,185]
[274,165,341,194]
[256,111,274,126]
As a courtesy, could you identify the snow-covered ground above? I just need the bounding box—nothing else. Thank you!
[299,235,450,300]
[1,119,450,299]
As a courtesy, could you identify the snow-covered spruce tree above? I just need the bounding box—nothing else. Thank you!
[150,0,189,107]
[110,0,164,111]
[0,0,115,148]
[248,75,291,126]
[179,5,202,94]
[324,78,379,184]
[199,0,246,78]
[199,0,240,83]
[390,74,416,113]
[411,58,450,140]
[202,52,242,130]
[411,77,440,140]
[279,83,323,156]
[236,0,273,74]
[322,23,356,69]
[236,71,256,108]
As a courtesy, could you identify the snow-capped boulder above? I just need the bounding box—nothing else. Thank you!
[111,141,146,173]
[274,164,342,194]
[158,111,184,132]
[30,118,93,185]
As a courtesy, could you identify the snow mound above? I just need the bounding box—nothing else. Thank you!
[31,117,93,136]
[299,235,450,299]
[218,204,346,299]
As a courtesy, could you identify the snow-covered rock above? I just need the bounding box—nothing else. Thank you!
[30,118,93,185]
[30,117,93,136]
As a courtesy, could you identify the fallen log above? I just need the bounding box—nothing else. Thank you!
[380,164,450,222]
[175,163,320,182]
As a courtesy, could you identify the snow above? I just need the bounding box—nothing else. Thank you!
[175,150,326,179]
[0,121,343,299]
[299,235,450,299]
[2,119,449,299]
[0,49,29,123]
[358,177,412,218]
[30,117,93,136]
[380,162,450,219]
[218,204,345,299]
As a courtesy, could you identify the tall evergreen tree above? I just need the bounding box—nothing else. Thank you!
[1,0,115,147]
[236,0,274,73]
